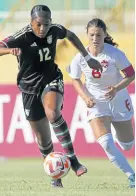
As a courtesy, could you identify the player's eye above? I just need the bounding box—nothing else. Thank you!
[37,24,41,27]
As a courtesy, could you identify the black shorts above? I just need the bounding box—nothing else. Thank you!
[22,77,64,121]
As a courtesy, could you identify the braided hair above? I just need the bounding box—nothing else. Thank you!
[31,5,51,19]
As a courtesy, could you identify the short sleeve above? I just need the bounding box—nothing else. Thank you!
[67,54,82,79]
[0,30,25,48]
[52,24,67,39]
[115,50,131,70]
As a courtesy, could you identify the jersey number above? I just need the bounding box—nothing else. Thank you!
[125,99,131,111]
[39,48,51,62]
[92,69,101,78]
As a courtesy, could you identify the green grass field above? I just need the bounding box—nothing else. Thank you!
[0,158,134,196]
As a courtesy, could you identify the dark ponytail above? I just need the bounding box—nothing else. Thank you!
[104,33,118,47]
[87,18,118,47]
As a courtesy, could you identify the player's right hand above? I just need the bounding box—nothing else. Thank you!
[10,48,21,56]
[87,58,103,73]
[84,97,95,108]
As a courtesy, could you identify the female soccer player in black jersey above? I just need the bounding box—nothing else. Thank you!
[0,5,102,187]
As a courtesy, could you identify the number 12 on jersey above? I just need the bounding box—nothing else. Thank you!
[39,48,51,62]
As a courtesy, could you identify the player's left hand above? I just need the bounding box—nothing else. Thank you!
[105,86,117,100]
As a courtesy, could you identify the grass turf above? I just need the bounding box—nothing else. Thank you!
[0,158,134,196]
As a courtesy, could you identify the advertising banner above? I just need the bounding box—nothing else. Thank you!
[0,83,134,158]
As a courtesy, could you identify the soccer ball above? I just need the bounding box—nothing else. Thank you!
[44,152,71,179]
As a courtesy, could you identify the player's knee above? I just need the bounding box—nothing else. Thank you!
[45,108,60,123]
[118,140,135,151]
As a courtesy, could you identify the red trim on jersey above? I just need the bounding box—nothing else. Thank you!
[121,65,135,77]
[0,41,7,47]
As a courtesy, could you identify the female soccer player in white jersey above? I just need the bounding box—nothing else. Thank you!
[67,18,135,188]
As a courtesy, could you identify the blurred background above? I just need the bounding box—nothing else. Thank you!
[0,0,135,83]
[0,0,135,158]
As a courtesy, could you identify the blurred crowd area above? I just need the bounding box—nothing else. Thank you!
[0,0,135,83]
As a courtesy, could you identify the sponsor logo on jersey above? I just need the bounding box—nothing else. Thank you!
[47,35,52,44]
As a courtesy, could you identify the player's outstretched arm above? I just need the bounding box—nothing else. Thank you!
[66,30,102,72]
[0,44,11,56]
[0,44,21,56]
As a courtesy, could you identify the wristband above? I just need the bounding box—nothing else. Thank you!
[84,54,91,61]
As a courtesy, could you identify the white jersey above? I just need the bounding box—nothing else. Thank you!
[68,43,131,102]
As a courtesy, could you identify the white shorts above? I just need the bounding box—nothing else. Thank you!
[87,89,134,122]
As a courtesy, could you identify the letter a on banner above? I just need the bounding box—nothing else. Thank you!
[7,94,34,144]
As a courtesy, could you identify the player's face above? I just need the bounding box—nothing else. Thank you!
[31,17,51,38]
[87,26,106,48]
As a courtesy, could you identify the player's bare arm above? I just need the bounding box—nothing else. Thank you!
[66,30,102,72]
[114,72,135,92]
[105,66,135,100]
[0,43,11,55]
[0,43,21,56]
[72,78,95,108]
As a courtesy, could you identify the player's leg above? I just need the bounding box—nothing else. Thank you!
[112,119,135,188]
[90,116,135,187]
[112,119,134,150]
[29,118,64,188]
[29,118,63,188]
[22,92,63,187]
[22,92,53,157]
[29,118,53,158]
[41,78,87,176]
[110,92,135,187]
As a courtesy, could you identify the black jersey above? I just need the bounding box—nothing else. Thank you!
[1,24,67,94]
